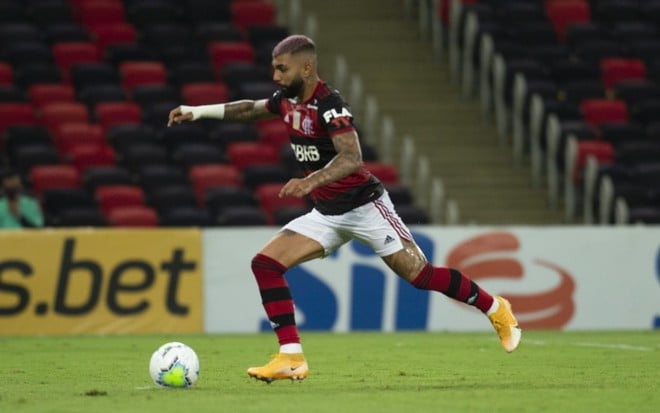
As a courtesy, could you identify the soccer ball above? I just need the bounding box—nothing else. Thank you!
[149,342,200,388]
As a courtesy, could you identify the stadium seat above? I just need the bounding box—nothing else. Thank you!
[226,142,280,170]
[131,84,180,108]
[195,22,242,43]
[126,1,183,26]
[137,164,189,192]
[90,23,137,54]
[545,0,591,42]
[364,161,399,184]
[0,85,27,102]
[256,119,289,149]
[13,145,61,175]
[230,1,276,30]
[3,126,52,158]
[187,0,231,24]
[45,23,91,43]
[0,103,38,136]
[0,24,42,44]
[54,122,106,155]
[248,25,289,49]
[95,185,146,216]
[255,183,307,224]
[189,164,242,204]
[119,143,169,170]
[221,63,271,87]
[598,123,646,146]
[208,121,259,148]
[83,166,133,192]
[70,63,119,92]
[169,62,215,85]
[118,62,167,92]
[205,186,257,215]
[385,184,414,206]
[395,205,431,224]
[208,42,255,77]
[41,188,96,220]
[28,84,76,108]
[105,44,158,66]
[108,206,159,227]
[95,102,142,131]
[580,99,629,127]
[629,100,660,125]
[242,164,291,189]
[159,207,213,227]
[52,42,102,80]
[231,81,277,101]
[614,81,660,107]
[40,102,90,132]
[216,206,268,226]
[78,84,126,109]
[173,143,228,168]
[56,207,107,227]
[107,124,157,150]
[69,144,116,173]
[28,1,73,26]
[29,165,81,196]
[77,1,127,28]
[600,58,646,90]
[272,205,309,225]
[147,185,198,214]
[0,63,13,85]
[181,82,229,105]
[14,64,63,88]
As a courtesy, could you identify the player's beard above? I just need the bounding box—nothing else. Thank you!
[281,76,304,99]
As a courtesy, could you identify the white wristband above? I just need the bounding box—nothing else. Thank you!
[179,104,225,120]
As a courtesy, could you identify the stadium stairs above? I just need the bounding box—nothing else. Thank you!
[292,0,565,225]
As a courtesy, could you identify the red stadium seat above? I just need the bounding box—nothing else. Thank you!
[28,84,76,108]
[69,144,116,173]
[90,23,137,53]
[231,1,276,30]
[580,99,628,127]
[96,185,146,216]
[189,164,242,204]
[208,42,254,77]
[107,206,158,227]
[570,140,614,183]
[181,82,229,105]
[0,63,13,85]
[256,119,289,150]
[600,58,646,89]
[118,62,167,91]
[54,122,106,155]
[29,165,81,197]
[0,103,38,137]
[95,102,142,131]
[77,1,126,27]
[545,0,591,42]
[364,161,399,184]
[255,183,307,224]
[40,102,90,132]
[52,42,102,81]
[226,142,280,170]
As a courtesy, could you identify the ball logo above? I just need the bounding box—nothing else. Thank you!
[446,231,575,329]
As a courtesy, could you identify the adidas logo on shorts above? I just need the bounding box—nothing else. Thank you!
[384,235,395,244]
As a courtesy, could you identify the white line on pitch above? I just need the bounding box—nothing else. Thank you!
[574,342,653,351]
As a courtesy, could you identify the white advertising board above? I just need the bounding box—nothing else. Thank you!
[203,227,660,333]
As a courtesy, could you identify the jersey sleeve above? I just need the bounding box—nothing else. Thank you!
[265,89,283,116]
[318,94,356,137]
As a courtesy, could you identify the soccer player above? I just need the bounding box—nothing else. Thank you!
[168,35,521,383]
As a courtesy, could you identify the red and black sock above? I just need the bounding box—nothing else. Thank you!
[251,253,299,345]
[412,263,494,313]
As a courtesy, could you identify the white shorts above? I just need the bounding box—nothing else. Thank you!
[283,191,413,257]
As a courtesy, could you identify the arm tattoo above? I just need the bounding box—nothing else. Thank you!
[223,99,273,122]
[306,131,363,189]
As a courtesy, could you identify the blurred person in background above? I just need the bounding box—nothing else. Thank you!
[0,169,44,229]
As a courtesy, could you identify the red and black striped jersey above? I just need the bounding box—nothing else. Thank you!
[266,80,383,215]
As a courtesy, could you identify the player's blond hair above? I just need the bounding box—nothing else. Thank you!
[272,35,316,57]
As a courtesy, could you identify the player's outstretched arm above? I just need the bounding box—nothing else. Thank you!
[280,130,363,198]
[167,99,275,126]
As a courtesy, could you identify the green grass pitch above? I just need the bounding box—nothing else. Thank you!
[1,331,658,413]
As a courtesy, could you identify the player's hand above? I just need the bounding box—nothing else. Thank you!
[167,106,193,127]
[279,178,313,198]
